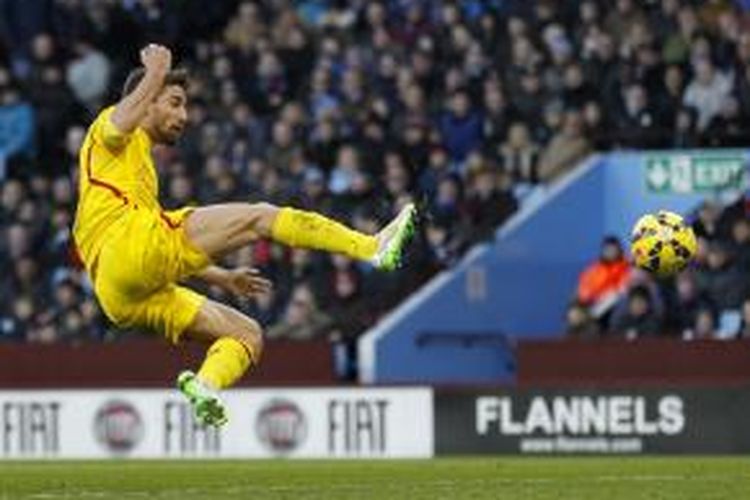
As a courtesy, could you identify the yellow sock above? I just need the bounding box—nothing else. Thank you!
[197,337,255,389]
[271,207,378,261]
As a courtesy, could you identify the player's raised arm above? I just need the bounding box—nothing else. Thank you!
[110,44,172,134]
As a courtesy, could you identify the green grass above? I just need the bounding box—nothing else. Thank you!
[0,457,747,500]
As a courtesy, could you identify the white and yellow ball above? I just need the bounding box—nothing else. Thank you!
[630,210,697,278]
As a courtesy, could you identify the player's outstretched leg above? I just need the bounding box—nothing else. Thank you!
[185,202,417,271]
[178,299,263,427]
[272,203,417,270]
[177,202,416,427]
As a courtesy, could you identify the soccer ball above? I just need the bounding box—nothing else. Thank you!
[630,210,697,278]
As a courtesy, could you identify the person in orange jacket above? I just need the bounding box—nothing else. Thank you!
[577,236,632,310]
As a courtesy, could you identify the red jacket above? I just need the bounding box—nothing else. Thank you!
[577,259,631,305]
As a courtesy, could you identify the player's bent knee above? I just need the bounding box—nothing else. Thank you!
[245,202,279,237]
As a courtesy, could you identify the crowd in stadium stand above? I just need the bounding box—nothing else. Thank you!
[2,1,750,363]
[570,197,750,340]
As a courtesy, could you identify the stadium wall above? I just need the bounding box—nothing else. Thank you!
[360,150,750,384]
[517,338,750,386]
[0,339,335,387]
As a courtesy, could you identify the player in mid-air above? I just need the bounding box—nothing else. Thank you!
[72,44,416,427]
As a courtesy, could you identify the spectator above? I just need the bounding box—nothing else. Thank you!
[582,100,611,150]
[8,297,35,340]
[423,220,462,272]
[0,85,34,163]
[324,255,371,336]
[610,285,663,339]
[716,191,750,234]
[25,33,80,172]
[4,223,32,261]
[419,146,450,199]
[693,201,723,240]
[565,301,600,338]
[10,255,46,300]
[266,120,298,174]
[166,174,196,208]
[605,0,647,43]
[439,88,482,165]
[657,65,686,129]
[513,69,546,127]
[382,151,412,204]
[694,241,749,310]
[683,57,733,131]
[561,62,596,109]
[497,122,540,184]
[683,307,719,340]
[662,6,699,64]
[704,95,746,147]
[663,271,717,336]
[585,32,619,110]
[432,174,464,226]
[464,166,518,242]
[538,110,591,183]
[672,106,701,148]
[482,82,515,146]
[328,144,360,196]
[65,40,111,112]
[266,284,331,341]
[0,178,26,223]
[616,83,660,148]
[290,167,331,214]
[577,236,632,309]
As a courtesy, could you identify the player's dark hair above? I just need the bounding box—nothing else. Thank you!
[121,67,189,98]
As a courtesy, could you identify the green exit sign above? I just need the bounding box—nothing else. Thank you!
[645,154,747,194]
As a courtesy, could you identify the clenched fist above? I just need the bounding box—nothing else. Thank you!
[140,43,172,76]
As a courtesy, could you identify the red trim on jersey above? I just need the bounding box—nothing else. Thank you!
[68,241,85,270]
[159,211,182,229]
[71,139,131,270]
[84,140,129,205]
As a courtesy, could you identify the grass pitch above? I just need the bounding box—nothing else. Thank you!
[0,457,747,500]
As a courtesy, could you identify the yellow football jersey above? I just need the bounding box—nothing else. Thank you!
[72,106,161,269]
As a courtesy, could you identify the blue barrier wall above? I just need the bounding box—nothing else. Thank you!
[360,151,748,384]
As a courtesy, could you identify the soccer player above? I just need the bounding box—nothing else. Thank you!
[72,44,416,427]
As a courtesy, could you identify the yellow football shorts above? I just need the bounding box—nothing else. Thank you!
[93,207,211,343]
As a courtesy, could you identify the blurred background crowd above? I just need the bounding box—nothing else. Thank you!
[1,0,750,364]
[569,197,750,341]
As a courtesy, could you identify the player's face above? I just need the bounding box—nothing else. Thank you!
[150,85,188,145]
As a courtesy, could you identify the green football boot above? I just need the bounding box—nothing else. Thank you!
[176,370,228,428]
[372,202,417,271]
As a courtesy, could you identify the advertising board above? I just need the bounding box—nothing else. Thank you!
[0,388,433,459]
[435,387,750,454]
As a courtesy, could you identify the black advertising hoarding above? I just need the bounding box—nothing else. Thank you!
[435,387,750,454]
